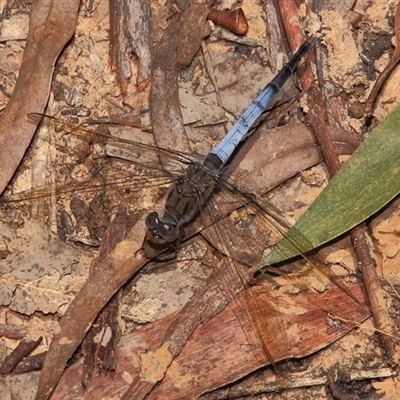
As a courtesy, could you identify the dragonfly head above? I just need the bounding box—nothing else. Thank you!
[143,212,181,258]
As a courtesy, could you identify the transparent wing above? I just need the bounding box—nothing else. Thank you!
[0,115,202,243]
[185,162,363,363]
[1,114,203,204]
[28,113,200,168]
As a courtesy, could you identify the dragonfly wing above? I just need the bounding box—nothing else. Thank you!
[2,115,204,245]
[0,164,178,205]
[3,114,203,205]
[189,165,366,364]
[197,172,292,267]
[204,171,363,300]
[200,197,266,266]
[31,113,200,168]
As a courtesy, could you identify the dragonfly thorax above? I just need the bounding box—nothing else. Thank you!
[143,160,219,258]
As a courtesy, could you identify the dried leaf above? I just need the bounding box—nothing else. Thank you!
[0,0,80,194]
[50,279,368,399]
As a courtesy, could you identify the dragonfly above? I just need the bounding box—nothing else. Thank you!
[143,40,312,260]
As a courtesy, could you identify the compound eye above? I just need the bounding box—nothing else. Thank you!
[145,212,159,229]
[159,223,179,242]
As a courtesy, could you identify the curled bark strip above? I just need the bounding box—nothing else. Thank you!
[81,208,127,385]
[0,323,27,340]
[364,2,400,116]
[109,0,152,93]
[279,3,341,177]
[1,336,42,374]
[0,0,80,194]
[207,8,249,36]
[351,226,396,355]
[12,352,46,375]
[150,4,211,164]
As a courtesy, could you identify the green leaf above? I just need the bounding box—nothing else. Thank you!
[261,103,400,266]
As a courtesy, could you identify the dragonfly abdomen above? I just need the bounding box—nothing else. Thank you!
[209,40,311,166]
